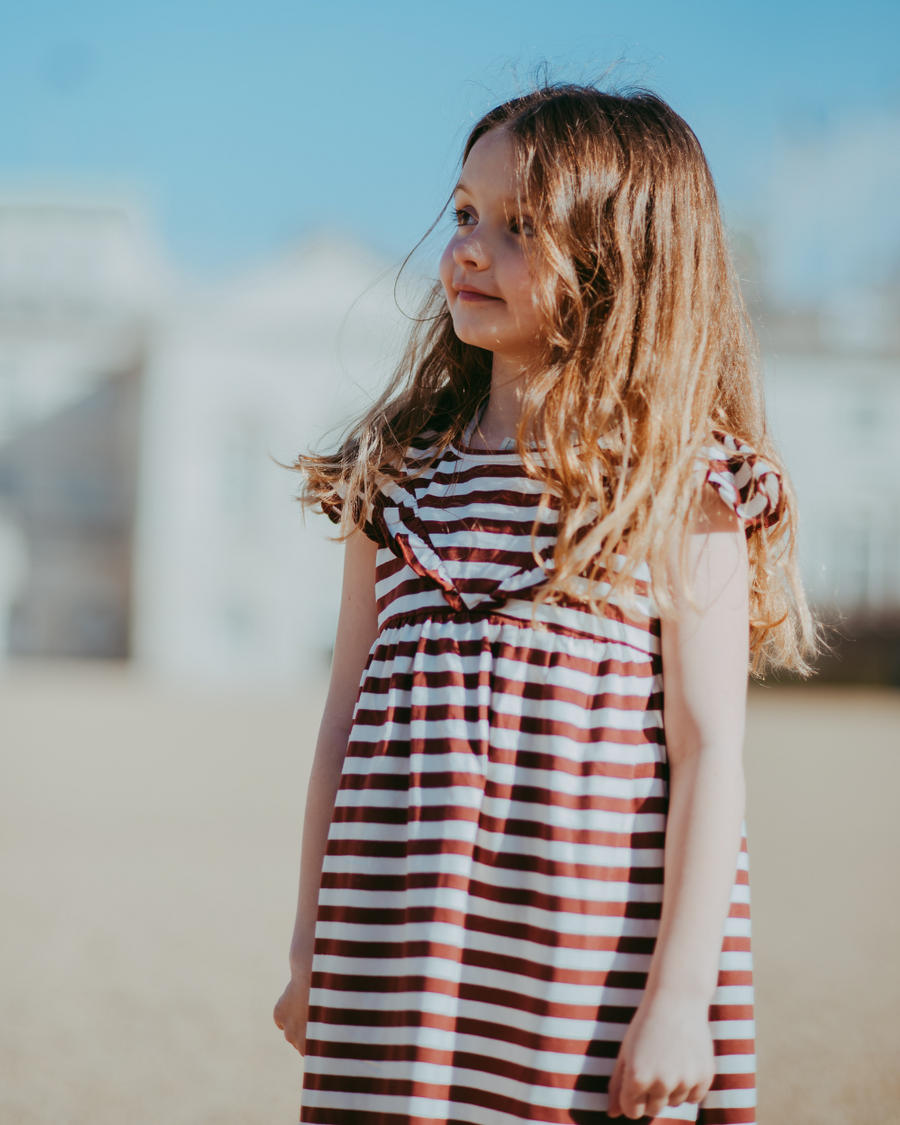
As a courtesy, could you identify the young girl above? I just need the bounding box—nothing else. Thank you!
[274,84,813,1125]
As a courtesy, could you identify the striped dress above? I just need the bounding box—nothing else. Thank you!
[301,427,781,1125]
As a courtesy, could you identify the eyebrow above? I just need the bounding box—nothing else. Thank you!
[452,181,528,212]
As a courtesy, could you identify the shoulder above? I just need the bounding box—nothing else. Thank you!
[692,482,743,534]
[695,430,784,531]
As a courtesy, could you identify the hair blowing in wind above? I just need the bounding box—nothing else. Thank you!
[296,83,816,676]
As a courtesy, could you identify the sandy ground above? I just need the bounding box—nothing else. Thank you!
[0,665,897,1125]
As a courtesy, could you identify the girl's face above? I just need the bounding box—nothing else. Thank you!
[439,128,544,368]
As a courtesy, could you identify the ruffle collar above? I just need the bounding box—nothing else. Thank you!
[372,448,555,613]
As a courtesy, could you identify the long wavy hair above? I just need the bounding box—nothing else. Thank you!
[295,83,816,676]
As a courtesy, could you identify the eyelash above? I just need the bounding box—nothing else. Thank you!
[451,208,534,235]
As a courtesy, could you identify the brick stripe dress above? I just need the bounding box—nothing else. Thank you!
[301,427,781,1125]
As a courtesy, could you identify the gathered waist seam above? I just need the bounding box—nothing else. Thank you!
[375,606,660,659]
[379,606,529,631]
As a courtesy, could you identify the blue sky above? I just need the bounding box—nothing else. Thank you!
[0,0,898,278]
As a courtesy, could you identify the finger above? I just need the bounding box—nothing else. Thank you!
[618,1081,646,1120]
[630,1076,671,1120]
[606,1059,623,1118]
[273,986,292,1029]
[667,1081,691,1106]
[685,1081,709,1105]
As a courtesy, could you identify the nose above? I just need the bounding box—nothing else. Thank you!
[452,228,489,270]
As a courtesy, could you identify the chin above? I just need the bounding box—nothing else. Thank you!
[455,333,489,350]
[450,319,497,352]
[450,325,483,349]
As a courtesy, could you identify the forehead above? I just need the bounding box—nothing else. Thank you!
[456,128,518,196]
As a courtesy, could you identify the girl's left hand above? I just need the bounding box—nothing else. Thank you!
[273,967,311,1055]
[606,993,715,1120]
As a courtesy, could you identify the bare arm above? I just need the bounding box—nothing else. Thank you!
[608,490,750,1120]
[273,531,379,1053]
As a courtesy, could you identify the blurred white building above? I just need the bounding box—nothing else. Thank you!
[767,352,900,618]
[134,236,407,682]
[0,200,408,681]
[0,200,158,658]
[757,108,900,629]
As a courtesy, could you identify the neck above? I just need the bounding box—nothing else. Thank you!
[471,354,530,449]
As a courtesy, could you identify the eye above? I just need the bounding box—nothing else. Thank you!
[452,207,476,227]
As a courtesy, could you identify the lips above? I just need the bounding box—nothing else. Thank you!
[455,285,501,303]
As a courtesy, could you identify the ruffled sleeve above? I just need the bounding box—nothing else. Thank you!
[699,430,784,531]
[318,484,388,548]
[317,435,443,550]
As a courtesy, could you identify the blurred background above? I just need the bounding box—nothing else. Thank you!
[0,2,898,1122]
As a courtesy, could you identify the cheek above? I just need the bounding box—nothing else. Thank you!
[438,241,456,300]
[508,259,542,325]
